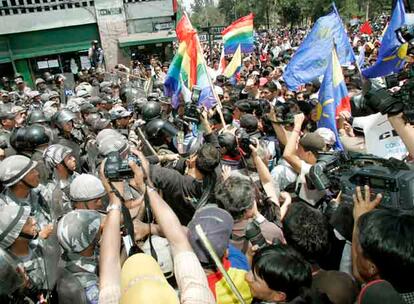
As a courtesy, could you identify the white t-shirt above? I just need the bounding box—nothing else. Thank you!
[295,161,326,206]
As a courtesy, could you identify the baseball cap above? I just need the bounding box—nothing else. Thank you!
[187,205,234,264]
[141,236,174,279]
[299,132,326,153]
[315,127,336,146]
[120,253,179,304]
[110,106,132,120]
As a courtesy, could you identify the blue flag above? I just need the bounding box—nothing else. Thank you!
[362,0,406,78]
[317,47,349,151]
[284,4,355,91]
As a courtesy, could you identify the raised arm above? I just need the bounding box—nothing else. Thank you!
[283,113,305,173]
[388,113,414,157]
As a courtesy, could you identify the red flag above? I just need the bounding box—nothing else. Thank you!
[360,21,373,35]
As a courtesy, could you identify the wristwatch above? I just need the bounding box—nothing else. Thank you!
[106,204,122,213]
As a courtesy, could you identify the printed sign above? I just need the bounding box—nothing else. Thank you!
[363,113,407,160]
[98,7,122,16]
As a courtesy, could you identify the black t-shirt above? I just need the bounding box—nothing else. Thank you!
[150,164,202,225]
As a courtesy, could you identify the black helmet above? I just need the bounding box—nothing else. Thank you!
[145,119,178,146]
[27,111,48,125]
[141,101,161,122]
[10,128,29,151]
[26,125,50,148]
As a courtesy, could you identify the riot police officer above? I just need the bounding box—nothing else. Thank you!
[56,210,102,304]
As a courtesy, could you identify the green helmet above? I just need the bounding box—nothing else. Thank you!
[0,155,38,187]
[0,205,31,249]
[57,210,102,253]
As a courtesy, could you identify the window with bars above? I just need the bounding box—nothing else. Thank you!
[0,0,94,16]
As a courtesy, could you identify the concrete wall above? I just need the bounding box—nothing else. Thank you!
[94,0,129,70]
[127,16,173,34]
[0,8,97,35]
[124,0,173,20]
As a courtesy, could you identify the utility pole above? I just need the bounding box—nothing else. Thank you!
[366,0,370,20]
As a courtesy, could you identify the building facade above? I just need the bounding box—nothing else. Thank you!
[0,0,177,86]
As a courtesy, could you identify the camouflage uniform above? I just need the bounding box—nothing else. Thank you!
[57,253,99,304]
[0,205,51,301]
[56,210,102,304]
[8,243,49,291]
[0,188,52,231]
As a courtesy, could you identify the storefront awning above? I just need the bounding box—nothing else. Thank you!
[118,30,176,48]
[0,24,100,63]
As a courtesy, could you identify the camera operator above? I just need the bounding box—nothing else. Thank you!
[148,140,220,225]
[352,186,414,303]
[282,113,327,206]
[98,155,215,304]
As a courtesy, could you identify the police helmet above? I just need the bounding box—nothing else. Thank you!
[142,101,161,122]
[26,125,50,148]
[57,209,102,253]
[0,205,31,249]
[27,110,48,125]
[145,119,178,140]
[69,174,106,203]
[54,109,77,129]
[43,144,73,170]
[0,155,38,187]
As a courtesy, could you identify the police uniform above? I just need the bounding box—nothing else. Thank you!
[56,210,102,304]
[0,205,51,302]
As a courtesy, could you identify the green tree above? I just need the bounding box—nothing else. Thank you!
[190,5,226,29]
[218,0,275,28]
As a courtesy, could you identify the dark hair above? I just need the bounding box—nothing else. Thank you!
[264,81,278,92]
[195,144,220,208]
[195,144,220,175]
[283,202,330,263]
[252,244,312,301]
[215,175,254,220]
[358,209,414,293]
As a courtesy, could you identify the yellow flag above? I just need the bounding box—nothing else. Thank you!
[223,44,242,78]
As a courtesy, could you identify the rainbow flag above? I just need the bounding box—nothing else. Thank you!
[222,13,254,55]
[164,14,216,108]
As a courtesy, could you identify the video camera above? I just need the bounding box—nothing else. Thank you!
[308,152,414,210]
[183,85,202,123]
[104,151,141,181]
[350,21,414,122]
[235,128,259,157]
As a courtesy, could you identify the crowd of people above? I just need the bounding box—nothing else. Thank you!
[0,13,414,304]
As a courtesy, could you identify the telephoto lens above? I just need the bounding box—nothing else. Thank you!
[245,220,267,249]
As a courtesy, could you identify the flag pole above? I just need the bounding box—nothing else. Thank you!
[183,12,227,128]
